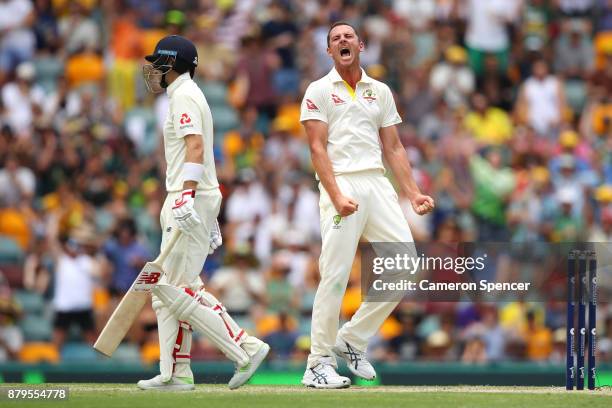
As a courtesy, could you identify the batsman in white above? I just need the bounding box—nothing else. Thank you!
[300,22,435,389]
[139,35,269,391]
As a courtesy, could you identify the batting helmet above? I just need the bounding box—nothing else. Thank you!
[143,35,198,93]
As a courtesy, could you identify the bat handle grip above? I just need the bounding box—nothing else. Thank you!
[155,229,182,265]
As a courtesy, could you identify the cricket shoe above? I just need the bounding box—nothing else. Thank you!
[137,375,194,391]
[302,357,351,389]
[332,339,377,380]
[228,342,270,390]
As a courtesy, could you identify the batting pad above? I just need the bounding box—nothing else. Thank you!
[153,284,250,367]
[152,295,192,381]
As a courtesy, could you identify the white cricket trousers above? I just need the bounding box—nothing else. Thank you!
[308,170,414,368]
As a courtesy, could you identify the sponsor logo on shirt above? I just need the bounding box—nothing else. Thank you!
[306,99,319,111]
[362,88,377,102]
[179,113,192,125]
[331,93,346,105]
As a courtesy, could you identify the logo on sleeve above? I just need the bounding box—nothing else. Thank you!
[306,99,319,112]
[362,89,377,102]
[331,93,345,105]
[179,113,192,125]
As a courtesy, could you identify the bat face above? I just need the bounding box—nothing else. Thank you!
[94,229,180,357]
[94,262,165,356]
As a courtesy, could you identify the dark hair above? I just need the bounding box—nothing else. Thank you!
[115,217,137,238]
[326,21,359,47]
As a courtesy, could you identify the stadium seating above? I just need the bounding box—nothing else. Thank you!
[19,314,53,342]
[0,236,24,264]
[14,290,46,315]
[61,342,98,363]
[18,342,60,364]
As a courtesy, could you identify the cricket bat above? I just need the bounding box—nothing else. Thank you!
[94,229,182,357]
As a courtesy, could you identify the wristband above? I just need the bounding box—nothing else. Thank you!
[182,162,205,182]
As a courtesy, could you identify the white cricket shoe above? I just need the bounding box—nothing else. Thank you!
[302,357,351,389]
[228,342,270,390]
[137,375,194,391]
[332,338,377,380]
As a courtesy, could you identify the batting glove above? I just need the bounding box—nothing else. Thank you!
[172,189,202,233]
[209,219,222,254]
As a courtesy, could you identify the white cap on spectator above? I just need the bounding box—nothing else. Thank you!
[557,187,577,204]
[16,62,35,81]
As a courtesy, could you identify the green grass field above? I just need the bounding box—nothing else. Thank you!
[1,384,611,408]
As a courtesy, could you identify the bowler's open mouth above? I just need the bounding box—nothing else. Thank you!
[340,48,351,57]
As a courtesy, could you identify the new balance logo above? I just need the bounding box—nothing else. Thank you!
[133,270,162,291]
[136,272,161,285]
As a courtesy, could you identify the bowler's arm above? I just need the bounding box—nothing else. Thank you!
[304,119,357,217]
[380,125,434,215]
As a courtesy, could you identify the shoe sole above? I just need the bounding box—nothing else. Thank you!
[228,343,270,390]
[301,379,351,389]
[332,346,377,381]
[137,383,195,391]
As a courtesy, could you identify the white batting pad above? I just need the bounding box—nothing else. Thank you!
[152,294,180,381]
[153,284,249,367]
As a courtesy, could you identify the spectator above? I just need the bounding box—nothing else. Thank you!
[464,0,520,76]
[57,2,100,54]
[0,154,36,206]
[517,58,567,137]
[523,310,553,361]
[261,2,300,96]
[49,222,99,348]
[0,0,35,83]
[550,187,585,241]
[103,218,151,295]
[209,246,265,314]
[464,92,513,145]
[469,147,516,241]
[0,271,23,362]
[387,311,422,361]
[263,312,299,360]
[234,35,279,121]
[429,45,475,109]
[555,19,594,79]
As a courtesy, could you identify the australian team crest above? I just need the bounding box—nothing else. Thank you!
[362,88,377,102]
[333,214,342,229]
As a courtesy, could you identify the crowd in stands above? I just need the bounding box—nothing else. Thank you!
[0,0,611,367]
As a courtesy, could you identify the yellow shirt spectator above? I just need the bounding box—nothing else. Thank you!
[65,50,105,88]
[525,323,553,361]
[0,208,30,250]
[464,107,513,145]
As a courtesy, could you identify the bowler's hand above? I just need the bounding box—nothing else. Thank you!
[333,195,359,217]
[411,194,435,215]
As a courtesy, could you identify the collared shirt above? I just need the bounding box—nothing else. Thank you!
[300,67,402,175]
[164,72,219,192]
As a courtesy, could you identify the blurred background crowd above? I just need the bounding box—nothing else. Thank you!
[0,0,612,368]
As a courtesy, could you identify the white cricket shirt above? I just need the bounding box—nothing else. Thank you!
[163,72,219,192]
[300,67,402,175]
